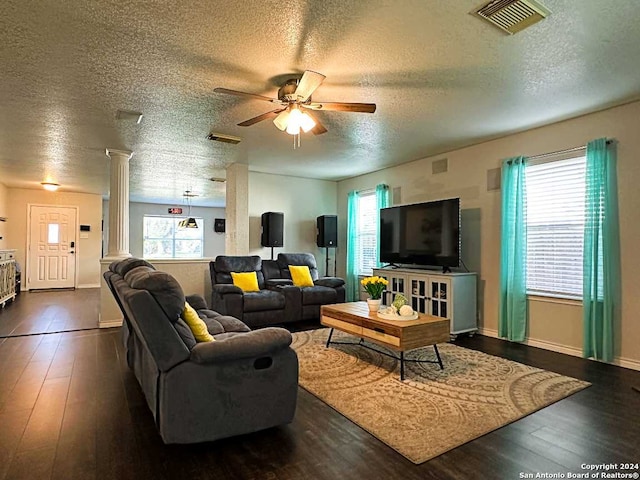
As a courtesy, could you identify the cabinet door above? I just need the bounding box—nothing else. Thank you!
[374,270,406,306]
[409,276,429,314]
[429,278,451,318]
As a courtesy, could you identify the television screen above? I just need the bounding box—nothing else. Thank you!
[379,198,460,268]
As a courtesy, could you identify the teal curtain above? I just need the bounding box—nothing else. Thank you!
[499,156,528,342]
[346,190,360,302]
[583,138,620,362]
[375,184,390,267]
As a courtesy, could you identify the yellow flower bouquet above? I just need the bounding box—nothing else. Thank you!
[360,276,388,300]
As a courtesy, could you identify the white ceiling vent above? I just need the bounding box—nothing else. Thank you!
[116,109,143,123]
[472,0,550,34]
[207,133,241,144]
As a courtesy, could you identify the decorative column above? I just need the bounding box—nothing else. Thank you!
[105,148,132,258]
[225,163,249,255]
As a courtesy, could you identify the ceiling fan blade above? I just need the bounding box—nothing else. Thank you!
[238,109,285,127]
[303,111,328,135]
[294,71,326,102]
[304,102,376,113]
[214,87,281,104]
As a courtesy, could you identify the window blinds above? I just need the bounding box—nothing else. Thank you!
[526,155,586,299]
[356,191,378,276]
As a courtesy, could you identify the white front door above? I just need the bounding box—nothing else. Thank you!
[28,205,77,290]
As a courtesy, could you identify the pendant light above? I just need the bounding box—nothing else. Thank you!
[178,190,199,229]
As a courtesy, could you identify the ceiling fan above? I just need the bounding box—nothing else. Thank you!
[214,70,376,137]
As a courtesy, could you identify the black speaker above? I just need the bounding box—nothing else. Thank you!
[214,218,225,233]
[261,212,284,247]
[317,215,337,247]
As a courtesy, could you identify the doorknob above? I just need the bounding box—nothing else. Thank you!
[70,251,75,254]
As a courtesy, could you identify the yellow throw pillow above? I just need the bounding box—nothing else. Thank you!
[289,265,314,287]
[231,271,260,292]
[181,302,214,343]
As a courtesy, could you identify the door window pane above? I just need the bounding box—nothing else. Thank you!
[48,224,59,244]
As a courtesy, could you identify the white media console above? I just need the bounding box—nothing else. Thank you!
[372,267,477,338]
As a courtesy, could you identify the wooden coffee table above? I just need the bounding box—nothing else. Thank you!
[321,302,450,380]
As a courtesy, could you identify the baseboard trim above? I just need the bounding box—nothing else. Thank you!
[478,327,640,372]
[77,283,101,289]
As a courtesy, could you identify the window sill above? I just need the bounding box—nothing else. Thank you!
[527,294,582,306]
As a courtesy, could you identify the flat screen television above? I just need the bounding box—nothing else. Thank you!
[379,198,460,269]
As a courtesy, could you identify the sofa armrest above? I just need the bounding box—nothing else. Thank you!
[213,284,243,295]
[190,328,293,363]
[315,277,345,288]
[266,278,294,287]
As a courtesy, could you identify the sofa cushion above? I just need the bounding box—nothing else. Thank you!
[301,285,338,306]
[111,257,155,276]
[182,302,214,342]
[243,290,286,313]
[215,315,251,333]
[213,255,266,289]
[126,268,185,322]
[277,253,319,281]
[174,318,197,349]
[289,265,314,287]
[231,272,260,292]
[314,277,346,288]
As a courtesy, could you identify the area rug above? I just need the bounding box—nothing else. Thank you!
[290,329,590,464]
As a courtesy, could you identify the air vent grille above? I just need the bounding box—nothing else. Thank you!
[207,133,241,144]
[473,0,550,34]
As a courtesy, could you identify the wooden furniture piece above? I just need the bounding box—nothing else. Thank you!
[0,249,17,307]
[321,302,450,380]
[372,268,477,338]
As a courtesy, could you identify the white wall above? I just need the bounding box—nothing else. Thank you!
[102,201,226,259]
[337,100,640,368]
[8,188,103,287]
[248,172,338,267]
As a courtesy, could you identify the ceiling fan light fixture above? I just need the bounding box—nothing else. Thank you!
[299,112,316,133]
[273,109,290,131]
[285,107,303,135]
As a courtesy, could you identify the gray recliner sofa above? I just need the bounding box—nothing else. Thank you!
[269,253,346,321]
[104,258,298,444]
[209,255,301,328]
[209,253,345,328]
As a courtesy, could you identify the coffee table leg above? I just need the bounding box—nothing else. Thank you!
[325,328,334,348]
[434,344,444,370]
[400,351,405,380]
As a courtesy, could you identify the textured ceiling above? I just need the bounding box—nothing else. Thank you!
[1,0,639,207]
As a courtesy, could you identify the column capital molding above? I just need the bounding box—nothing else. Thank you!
[105,148,133,159]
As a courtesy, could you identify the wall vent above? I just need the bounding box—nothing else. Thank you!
[207,133,241,144]
[472,0,550,35]
[487,168,501,191]
[392,187,402,205]
[432,158,448,174]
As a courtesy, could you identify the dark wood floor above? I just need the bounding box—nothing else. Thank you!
[0,289,99,337]
[0,291,639,480]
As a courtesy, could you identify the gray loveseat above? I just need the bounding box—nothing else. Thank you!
[209,253,345,328]
[104,258,298,444]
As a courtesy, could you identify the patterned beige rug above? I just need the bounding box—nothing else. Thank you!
[291,329,590,464]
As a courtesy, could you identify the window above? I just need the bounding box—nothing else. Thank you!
[47,224,59,244]
[355,190,378,276]
[143,216,203,259]
[526,155,586,299]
